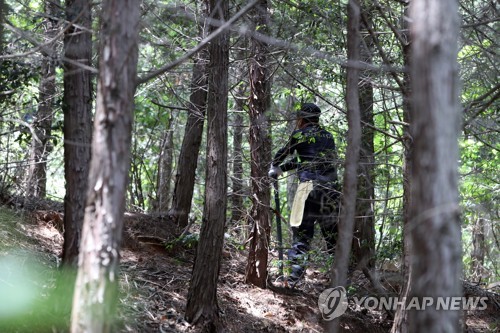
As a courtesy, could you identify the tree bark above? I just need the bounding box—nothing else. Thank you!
[62,0,93,267]
[328,1,362,332]
[129,150,145,210]
[231,85,245,225]
[391,5,412,331]
[155,115,174,213]
[231,40,250,233]
[26,0,59,198]
[169,6,209,229]
[285,94,298,215]
[353,4,376,272]
[471,217,486,281]
[70,1,140,332]
[0,1,5,49]
[408,0,462,332]
[245,0,272,289]
[185,0,229,328]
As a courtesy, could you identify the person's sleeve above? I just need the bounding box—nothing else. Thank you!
[280,157,299,172]
[272,132,298,167]
[272,145,289,166]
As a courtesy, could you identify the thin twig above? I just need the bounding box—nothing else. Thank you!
[135,0,260,86]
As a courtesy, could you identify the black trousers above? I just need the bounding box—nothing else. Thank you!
[287,183,340,278]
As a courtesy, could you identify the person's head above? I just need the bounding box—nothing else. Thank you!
[297,103,321,128]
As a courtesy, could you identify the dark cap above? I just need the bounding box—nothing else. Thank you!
[297,103,321,120]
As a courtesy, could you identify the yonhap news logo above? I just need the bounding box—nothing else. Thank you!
[318,287,488,321]
[317,286,348,320]
[350,296,488,312]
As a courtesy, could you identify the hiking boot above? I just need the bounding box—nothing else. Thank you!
[287,264,305,288]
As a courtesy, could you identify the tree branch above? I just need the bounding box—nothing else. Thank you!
[135,0,260,87]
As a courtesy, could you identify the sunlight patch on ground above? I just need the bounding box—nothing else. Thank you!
[228,287,319,332]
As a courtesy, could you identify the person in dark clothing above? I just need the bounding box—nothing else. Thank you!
[268,103,341,285]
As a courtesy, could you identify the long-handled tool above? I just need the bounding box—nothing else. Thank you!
[272,178,284,277]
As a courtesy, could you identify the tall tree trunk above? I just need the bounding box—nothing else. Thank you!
[353,4,376,272]
[185,0,229,328]
[169,6,209,229]
[285,94,298,215]
[328,0,361,332]
[471,217,486,281]
[62,0,93,267]
[155,115,174,213]
[231,40,250,234]
[231,86,245,225]
[70,1,140,332]
[26,0,59,198]
[391,7,412,331]
[408,0,462,332]
[129,151,145,210]
[245,0,272,289]
[0,1,5,49]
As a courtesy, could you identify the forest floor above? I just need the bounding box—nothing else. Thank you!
[0,204,498,332]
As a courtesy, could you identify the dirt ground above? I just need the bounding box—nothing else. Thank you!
[1,207,499,332]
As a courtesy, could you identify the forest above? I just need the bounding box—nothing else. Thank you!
[0,0,498,332]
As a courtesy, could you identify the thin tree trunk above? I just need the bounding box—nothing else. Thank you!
[130,152,144,210]
[231,87,245,225]
[285,94,298,215]
[328,0,361,332]
[245,0,272,289]
[26,0,59,198]
[471,217,486,281]
[391,73,412,333]
[408,0,462,331]
[62,0,93,267]
[156,116,174,213]
[353,4,376,272]
[391,7,412,331]
[70,1,140,332]
[169,7,209,229]
[231,42,249,233]
[0,1,5,46]
[185,0,229,328]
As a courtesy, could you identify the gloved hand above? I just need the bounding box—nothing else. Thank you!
[268,165,283,179]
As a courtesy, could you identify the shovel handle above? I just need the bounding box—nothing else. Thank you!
[273,179,284,277]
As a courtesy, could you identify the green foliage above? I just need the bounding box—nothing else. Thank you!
[0,60,37,106]
[0,256,74,332]
[0,0,497,289]
[165,232,199,251]
[0,208,71,332]
[459,137,499,283]
[308,246,335,274]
